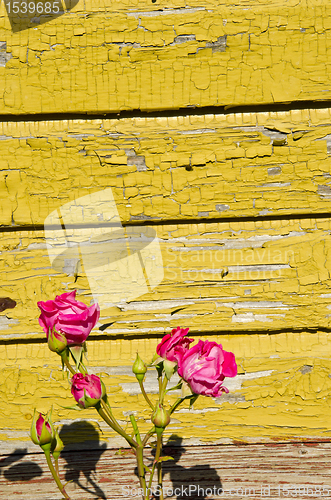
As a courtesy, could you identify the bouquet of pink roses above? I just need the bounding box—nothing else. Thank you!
[31,291,237,500]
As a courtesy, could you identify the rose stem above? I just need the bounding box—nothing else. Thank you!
[44,448,72,500]
[129,414,142,445]
[138,379,154,410]
[54,457,59,477]
[129,415,150,499]
[136,445,149,500]
[158,377,169,404]
[147,432,164,500]
[97,404,138,450]
[169,397,186,415]
[62,356,76,376]
[142,427,155,447]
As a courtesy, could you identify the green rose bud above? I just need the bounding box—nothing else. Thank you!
[151,404,170,435]
[48,328,67,354]
[51,429,64,460]
[132,353,147,382]
[30,409,55,452]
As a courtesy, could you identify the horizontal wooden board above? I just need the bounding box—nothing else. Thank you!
[1,443,331,499]
[1,111,331,226]
[1,218,331,340]
[1,332,331,454]
[0,0,331,113]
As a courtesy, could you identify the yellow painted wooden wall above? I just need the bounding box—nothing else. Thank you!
[1,0,331,456]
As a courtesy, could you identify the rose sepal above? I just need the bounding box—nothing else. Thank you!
[51,429,64,461]
[58,403,83,411]
[163,359,177,380]
[69,344,87,372]
[166,380,183,393]
[78,389,101,409]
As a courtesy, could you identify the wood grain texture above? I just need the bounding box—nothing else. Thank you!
[1,443,331,499]
[0,111,331,226]
[1,332,331,454]
[0,0,331,113]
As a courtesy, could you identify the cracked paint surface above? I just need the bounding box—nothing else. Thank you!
[0,111,331,225]
[1,217,331,339]
[1,332,331,454]
[0,0,330,112]
[1,2,331,456]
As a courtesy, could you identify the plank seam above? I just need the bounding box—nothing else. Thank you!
[1,99,331,122]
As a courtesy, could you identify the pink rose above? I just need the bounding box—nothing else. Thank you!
[37,290,100,346]
[30,411,54,447]
[156,327,194,363]
[176,340,237,397]
[71,373,104,408]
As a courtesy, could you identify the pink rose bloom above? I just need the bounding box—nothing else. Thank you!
[176,340,237,397]
[71,373,104,408]
[156,326,194,363]
[38,290,100,346]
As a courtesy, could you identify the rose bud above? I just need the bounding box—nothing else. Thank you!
[151,404,170,435]
[71,373,105,409]
[132,353,147,382]
[48,329,67,354]
[176,340,237,398]
[38,290,100,347]
[30,410,55,451]
[51,429,64,460]
[156,327,194,363]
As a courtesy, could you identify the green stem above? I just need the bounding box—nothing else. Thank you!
[97,405,138,449]
[169,397,185,415]
[147,432,163,498]
[136,445,149,500]
[130,414,142,446]
[158,377,168,405]
[44,449,71,500]
[100,399,122,429]
[138,379,154,410]
[142,427,155,447]
[62,355,76,376]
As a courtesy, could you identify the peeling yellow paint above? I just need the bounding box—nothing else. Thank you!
[1,218,331,339]
[0,331,330,454]
[0,1,330,112]
[0,113,330,225]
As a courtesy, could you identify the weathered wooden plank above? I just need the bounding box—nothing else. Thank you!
[0,0,331,113]
[1,218,331,340]
[1,331,331,454]
[0,111,331,226]
[1,443,331,499]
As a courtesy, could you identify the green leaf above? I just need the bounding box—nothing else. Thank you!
[115,448,135,456]
[58,403,83,411]
[156,456,175,463]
